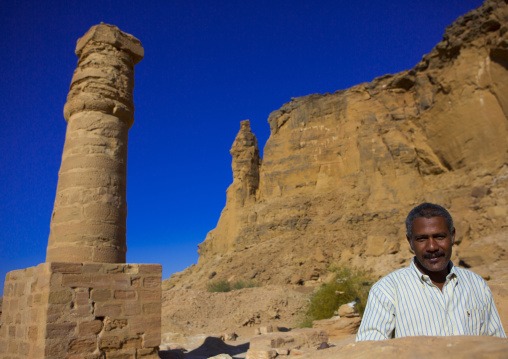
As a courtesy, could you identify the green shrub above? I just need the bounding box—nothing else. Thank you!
[232,279,260,290]
[299,266,373,327]
[207,279,231,292]
[207,279,260,292]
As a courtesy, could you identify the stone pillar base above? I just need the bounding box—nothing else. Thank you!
[0,262,161,359]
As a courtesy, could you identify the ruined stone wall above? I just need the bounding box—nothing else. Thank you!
[0,267,47,358]
[0,263,161,359]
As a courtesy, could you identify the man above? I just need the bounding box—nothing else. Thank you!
[356,202,506,341]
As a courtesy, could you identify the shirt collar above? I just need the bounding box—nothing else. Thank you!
[410,257,457,284]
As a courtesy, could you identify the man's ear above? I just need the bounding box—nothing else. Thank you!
[451,227,456,245]
[406,234,414,251]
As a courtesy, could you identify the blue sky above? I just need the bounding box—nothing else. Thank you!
[0,0,484,294]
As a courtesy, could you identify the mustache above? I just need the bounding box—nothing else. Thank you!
[423,252,445,259]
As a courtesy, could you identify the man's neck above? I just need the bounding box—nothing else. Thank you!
[414,258,450,291]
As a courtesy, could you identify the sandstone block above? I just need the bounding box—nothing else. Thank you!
[138,264,162,274]
[245,349,277,359]
[122,303,141,316]
[19,342,30,356]
[250,333,294,349]
[94,303,122,317]
[128,316,160,336]
[28,326,38,341]
[255,325,274,335]
[91,288,111,302]
[15,283,26,296]
[49,262,83,274]
[143,276,160,288]
[68,338,97,354]
[102,348,137,359]
[114,290,137,300]
[130,276,142,288]
[79,320,103,336]
[46,304,68,323]
[104,318,128,331]
[105,264,128,274]
[138,290,160,301]
[123,335,142,349]
[62,274,93,288]
[8,340,18,354]
[90,274,116,288]
[142,332,161,348]
[71,304,95,320]
[75,290,91,305]
[48,290,73,304]
[136,347,159,357]
[142,302,160,316]
[45,342,67,356]
[46,322,77,339]
[111,274,131,289]
[82,263,104,273]
[99,335,122,350]
[8,299,19,312]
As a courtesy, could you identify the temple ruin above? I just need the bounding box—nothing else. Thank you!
[0,24,161,359]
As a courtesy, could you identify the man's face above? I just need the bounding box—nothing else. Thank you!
[406,216,455,275]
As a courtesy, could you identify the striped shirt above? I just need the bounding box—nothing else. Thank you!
[356,258,506,341]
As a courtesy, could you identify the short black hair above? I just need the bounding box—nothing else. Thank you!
[405,202,454,239]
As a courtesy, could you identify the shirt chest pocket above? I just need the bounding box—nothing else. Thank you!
[464,308,485,335]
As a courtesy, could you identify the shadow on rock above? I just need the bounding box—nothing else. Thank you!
[159,337,250,359]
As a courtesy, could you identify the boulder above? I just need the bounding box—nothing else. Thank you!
[299,335,508,359]
[313,316,361,339]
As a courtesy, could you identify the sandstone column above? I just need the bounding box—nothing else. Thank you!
[46,24,144,263]
[1,25,160,359]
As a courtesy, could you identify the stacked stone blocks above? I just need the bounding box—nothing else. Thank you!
[0,267,46,358]
[0,263,161,359]
[46,24,144,264]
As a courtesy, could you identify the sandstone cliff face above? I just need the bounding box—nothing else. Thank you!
[167,0,508,290]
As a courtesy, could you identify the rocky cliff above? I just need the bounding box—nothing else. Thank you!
[166,0,508,290]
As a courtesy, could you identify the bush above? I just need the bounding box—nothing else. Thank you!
[299,266,373,327]
[232,279,260,290]
[207,279,231,292]
[207,279,260,292]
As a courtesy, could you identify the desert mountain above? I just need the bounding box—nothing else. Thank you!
[165,0,508,292]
